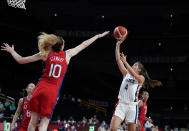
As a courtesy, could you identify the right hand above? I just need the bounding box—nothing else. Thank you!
[1,43,14,53]
[120,52,127,63]
[116,36,126,45]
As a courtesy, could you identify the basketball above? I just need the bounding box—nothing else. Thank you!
[113,26,128,40]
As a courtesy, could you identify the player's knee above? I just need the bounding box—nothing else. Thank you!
[30,119,37,127]
[38,118,49,131]
[110,126,117,131]
[39,123,48,131]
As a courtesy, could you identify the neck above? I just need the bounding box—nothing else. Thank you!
[27,94,32,100]
[143,99,147,103]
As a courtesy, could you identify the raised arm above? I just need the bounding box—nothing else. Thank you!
[11,98,23,131]
[1,43,42,64]
[115,41,127,76]
[65,31,109,63]
[120,53,144,85]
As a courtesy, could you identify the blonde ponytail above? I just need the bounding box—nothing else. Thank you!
[38,32,62,58]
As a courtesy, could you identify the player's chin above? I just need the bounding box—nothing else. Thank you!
[28,91,32,94]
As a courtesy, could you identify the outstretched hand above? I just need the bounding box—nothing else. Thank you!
[116,35,126,45]
[120,52,127,63]
[98,31,110,38]
[1,43,14,53]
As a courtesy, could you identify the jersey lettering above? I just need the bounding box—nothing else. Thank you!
[49,64,62,78]
[125,84,128,90]
[26,110,31,117]
[126,78,135,83]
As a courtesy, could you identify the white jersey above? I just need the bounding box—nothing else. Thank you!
[118,73,141,103]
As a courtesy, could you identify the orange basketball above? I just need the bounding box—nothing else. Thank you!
[113,26,128,40]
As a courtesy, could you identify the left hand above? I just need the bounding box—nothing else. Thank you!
[1,43,14,53]
[98,31,110,38]
[120,52,127,63]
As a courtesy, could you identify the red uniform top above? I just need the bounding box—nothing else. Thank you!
[39,51,68,86]
[21,97,31,129]
[29,51,68,118]
[138,102,147,120]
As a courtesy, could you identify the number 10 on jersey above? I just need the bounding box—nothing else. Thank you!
[49,64,62,78]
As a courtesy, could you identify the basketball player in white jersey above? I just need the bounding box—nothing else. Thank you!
[110,38,162,131]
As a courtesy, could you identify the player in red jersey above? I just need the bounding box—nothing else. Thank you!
[137,91,152,131]
[11,83,37,131]
[1,31,109,131]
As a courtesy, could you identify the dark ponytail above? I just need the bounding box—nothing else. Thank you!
[137,62,162,88]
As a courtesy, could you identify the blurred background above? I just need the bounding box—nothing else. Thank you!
[0,0,189,130]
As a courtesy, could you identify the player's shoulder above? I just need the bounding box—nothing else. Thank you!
[61,51,66,56]
[138,100,144,107]
[65,49,71,56]
[138,99,143,103]
[20,97,24,101]
[122,73,129,79]
[18,97,24,105]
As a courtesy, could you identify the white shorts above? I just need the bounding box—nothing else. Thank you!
[113,102,138,124]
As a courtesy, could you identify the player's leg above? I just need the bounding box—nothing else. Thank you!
[38,91,55,131]
[125,105,138,131]
[28,112,40,131]
[139,119,144,131]
[110,102,125,131]
[136,120,141,131]
[38,117,50,131]
[110,116,123,131]
[128,123,137,131]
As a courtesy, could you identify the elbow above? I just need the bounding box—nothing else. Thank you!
[17,61,23,64]
[115,54,120,60]
[17,60,24,64]
[17,58,25,64]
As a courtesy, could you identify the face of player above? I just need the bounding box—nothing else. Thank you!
[142,92,149,101]
[26,83,35,95]
[132,62,141,74]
